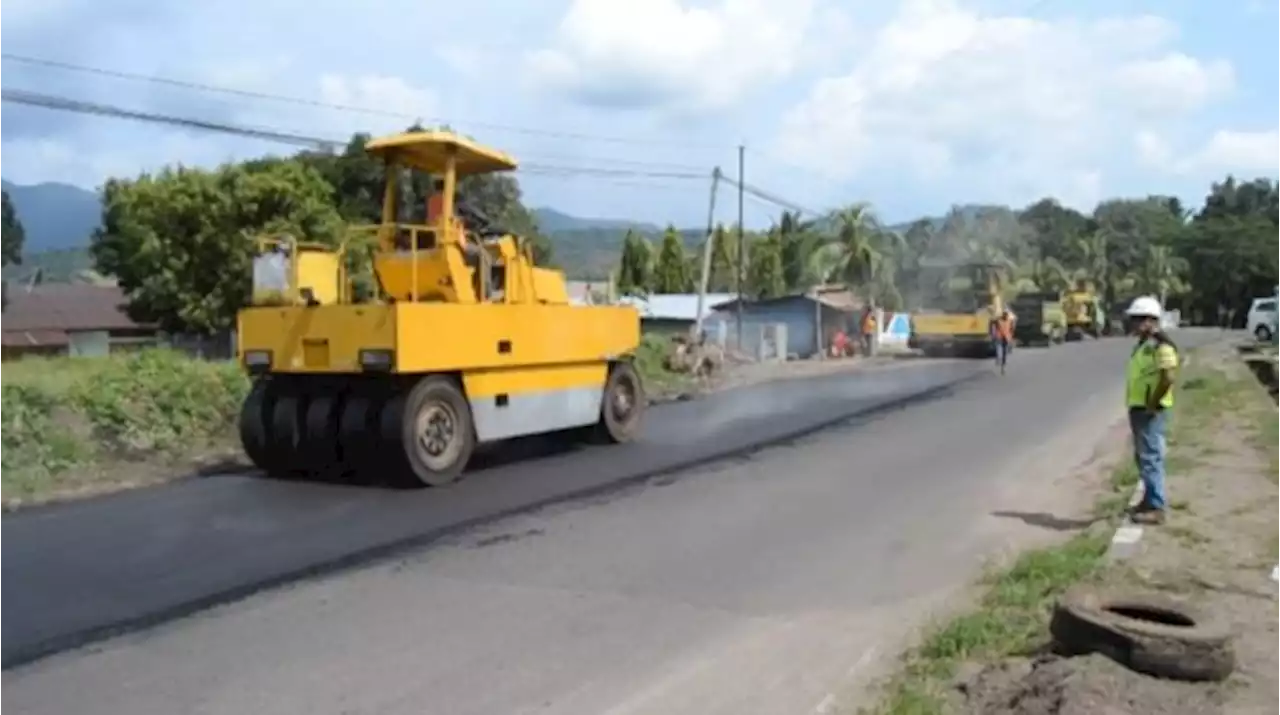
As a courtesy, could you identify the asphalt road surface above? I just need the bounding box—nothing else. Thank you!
[2,357,983,668]
[4,332,1224,715]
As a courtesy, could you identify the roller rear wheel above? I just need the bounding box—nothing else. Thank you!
[338,384,386,483]
[267,380,306,479]
[383,376,476,487]
[302,392,343,479]
[595,361,645,444]
[239,379,274,471]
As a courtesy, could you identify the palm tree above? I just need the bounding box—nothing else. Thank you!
[1072,230,1109,286]
[777,210,826,291]
[1020,256,1072,293]
[1134,243,1190,306]
[825,203,902,299]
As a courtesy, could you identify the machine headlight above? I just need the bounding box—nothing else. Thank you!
[244,350,272,368]
[359,349,394,371]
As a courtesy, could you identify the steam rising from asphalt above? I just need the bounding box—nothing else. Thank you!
[665,360,985,443]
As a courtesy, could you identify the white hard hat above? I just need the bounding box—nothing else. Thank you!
[1125,295,1163,319]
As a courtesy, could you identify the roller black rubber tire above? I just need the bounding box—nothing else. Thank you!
[381,376,476,488]
[238,379,273,471]
[302,393,343,479]
[337,386,385,483]
[267,383,306,479]
[592,361,645,445]
[1049,587,1235,682]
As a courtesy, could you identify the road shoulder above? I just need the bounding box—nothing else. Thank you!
[850,338,1278,715]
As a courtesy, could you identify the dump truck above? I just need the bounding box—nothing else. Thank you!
[1062,281,1103,340]
[1010,291,1066,346]
[236,130,644,486]
[908,260,1008,358]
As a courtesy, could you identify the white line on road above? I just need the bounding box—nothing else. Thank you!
[812,646,879,714]
[1107,479,1146,560]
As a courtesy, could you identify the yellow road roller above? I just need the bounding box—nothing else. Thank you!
[236,131,645,486]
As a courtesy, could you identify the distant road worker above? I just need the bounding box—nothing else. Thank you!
[860,306,877,357]
[1124,296,1178,524]
[990,309,1014,374]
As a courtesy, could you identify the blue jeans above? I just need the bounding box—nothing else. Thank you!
[1128,409,1169,509]
[994,339,1009,368]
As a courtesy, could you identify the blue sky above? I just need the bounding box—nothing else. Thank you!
[2,0,1276,229]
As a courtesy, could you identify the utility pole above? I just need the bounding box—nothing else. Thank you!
[735,144,745,352]
[693,167,722,339]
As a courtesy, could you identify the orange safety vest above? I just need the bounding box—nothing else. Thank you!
[993,316,1013,341]
[426,194,444,222]
[861,312,876,333]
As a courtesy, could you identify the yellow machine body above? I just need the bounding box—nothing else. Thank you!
[908,262,1008,358]
[1061,281,1102,339]
[235,131,644,486]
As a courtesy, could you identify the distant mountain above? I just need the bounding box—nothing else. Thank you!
[533,207,659,234]
[0,180,983,284]
[1,180,101,254]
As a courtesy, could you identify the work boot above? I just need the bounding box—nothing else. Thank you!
[1125,501,1154,516]
[1131,509,1166,525]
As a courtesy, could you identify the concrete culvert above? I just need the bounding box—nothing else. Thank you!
[1049,587,1236,682]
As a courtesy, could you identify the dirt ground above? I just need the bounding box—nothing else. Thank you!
[950,342,1279,715]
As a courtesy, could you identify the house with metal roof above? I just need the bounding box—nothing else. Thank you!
[617,292,738,335]
[708,286,864,359]
[1,283,159,359]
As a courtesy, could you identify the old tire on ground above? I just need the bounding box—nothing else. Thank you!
[592,361,646,444]
[1049,588,1235,682]
[238,378,274,471]
[382,376,476,487]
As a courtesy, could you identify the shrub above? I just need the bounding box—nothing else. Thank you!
[72,350,249,454]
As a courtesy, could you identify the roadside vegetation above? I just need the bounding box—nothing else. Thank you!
[1,350,248,506]
[861,340,1279,715]
[1,346,689,508]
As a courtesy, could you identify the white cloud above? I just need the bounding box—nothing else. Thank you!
[1136,128,1280,176]
[0,0,79,27]
[524,0,820,111]
[316,74,440,132]
[774,0,1240,208]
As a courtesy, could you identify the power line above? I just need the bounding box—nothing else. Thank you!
[0,88,713,181]
[3,88,338,149]
[3,87,825,234]
[520,165,707,181]
[1,53,729,150]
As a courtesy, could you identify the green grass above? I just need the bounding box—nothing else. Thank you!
[2,350,249,503]
[634,333,694,397]
[864,524,1113,714]
[862,344,1262,715]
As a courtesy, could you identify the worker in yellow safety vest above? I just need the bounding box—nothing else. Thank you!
[1123,295,1178,525]
[860,306,877,357]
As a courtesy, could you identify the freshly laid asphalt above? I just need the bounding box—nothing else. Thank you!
[1,358,981,668]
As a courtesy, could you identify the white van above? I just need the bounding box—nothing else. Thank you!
[1246,296,1277,342]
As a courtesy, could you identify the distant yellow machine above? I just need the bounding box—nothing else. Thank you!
[1062,280,1103,340]
[236,131,644,486]
[908,261,1008,358]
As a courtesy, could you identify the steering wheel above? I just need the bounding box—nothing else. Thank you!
[456,198,491,230]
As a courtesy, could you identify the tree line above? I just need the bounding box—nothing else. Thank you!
[73,127,553,335]
[1,133,1274,335]
[2,190,23,269]
[615,177,1278,325]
